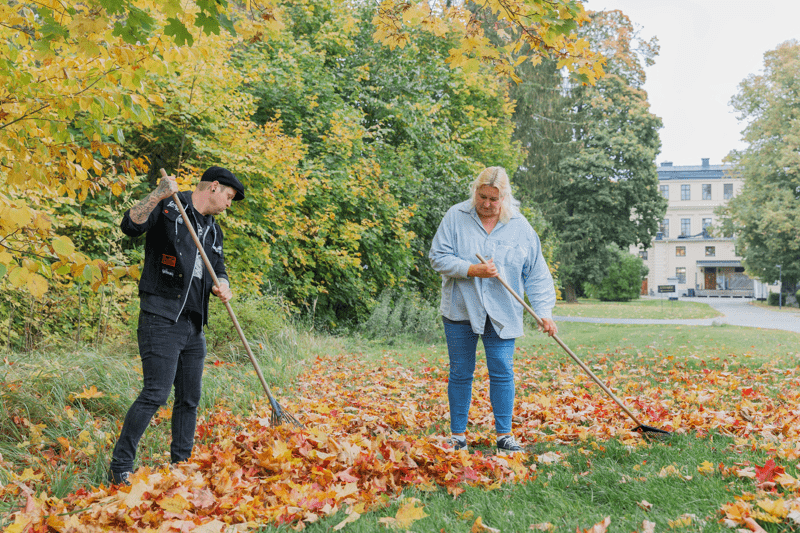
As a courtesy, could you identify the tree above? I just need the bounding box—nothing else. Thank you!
[1,0,602,306]
[719,40,800,297]
[590,245,647,301]
[514,10,665,302]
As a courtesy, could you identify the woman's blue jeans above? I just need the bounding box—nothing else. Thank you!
[110,310,206,473]
[443,316,516,434]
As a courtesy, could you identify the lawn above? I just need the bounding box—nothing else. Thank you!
[553,298,722,319]
[2,321,800,532]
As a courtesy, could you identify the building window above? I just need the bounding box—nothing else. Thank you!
[702,184,712,200]
[681,184,691,200]
[681,218,691,236]
[676,267,686,284]
[705,246,715,256]
[676,246,686,256]
[659,219,669,238]
[724,183,733,199]
[660,185,669,199]
[702,218,712,237]
[639,250,648,260]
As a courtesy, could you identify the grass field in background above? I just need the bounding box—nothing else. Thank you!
[553,298,722,319]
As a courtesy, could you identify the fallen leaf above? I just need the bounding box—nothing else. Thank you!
[471,516,501,532]
[333,511,361,531]
[637,500,653,512]
[74,385,104,399]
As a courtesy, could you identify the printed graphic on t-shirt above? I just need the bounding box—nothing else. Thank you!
[192,251,203,279]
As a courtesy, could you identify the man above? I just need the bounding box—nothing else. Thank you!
[108,166,245,485]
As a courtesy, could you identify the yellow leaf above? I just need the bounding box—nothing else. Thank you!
[471,516,500,533]
[757,498,788,518]
[27,273,48,299]
[52,235,76,258]
[158,494,190,513]
[4,515,32,533]
[75,386,104,399]
[697,461,714,475]
[8,266,30,288]
[394,498,428,529]
[123,481,149,508]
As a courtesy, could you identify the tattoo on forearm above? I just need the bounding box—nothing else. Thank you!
[129,180,172,224]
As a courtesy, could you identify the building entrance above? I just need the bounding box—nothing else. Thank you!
[704,268,717,290]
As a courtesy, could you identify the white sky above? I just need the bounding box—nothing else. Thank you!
[582,0,800,167]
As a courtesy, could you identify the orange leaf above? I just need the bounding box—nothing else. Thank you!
[75,385,104,399]
[471,516,500,533]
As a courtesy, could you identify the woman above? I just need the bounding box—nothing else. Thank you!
[429,166,557,453]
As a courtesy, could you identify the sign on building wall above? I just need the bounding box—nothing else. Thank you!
[658,285,676,293]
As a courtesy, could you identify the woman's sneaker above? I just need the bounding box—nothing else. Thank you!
[447,435,468,451]
[496,435,524,454]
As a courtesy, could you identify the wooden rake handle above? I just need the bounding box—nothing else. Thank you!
[476,253,645,428]
[159,169,280,411]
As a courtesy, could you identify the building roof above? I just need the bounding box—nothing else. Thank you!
[657,159,736,181]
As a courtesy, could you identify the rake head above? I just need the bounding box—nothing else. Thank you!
[634,424,671,440]
[268,401,304,428]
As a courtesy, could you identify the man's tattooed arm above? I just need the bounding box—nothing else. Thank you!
[128,177,177,224]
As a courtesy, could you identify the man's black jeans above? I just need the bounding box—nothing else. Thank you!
[110,310,206,474]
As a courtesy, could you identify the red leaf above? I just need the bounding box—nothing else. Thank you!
[754,459,784,483]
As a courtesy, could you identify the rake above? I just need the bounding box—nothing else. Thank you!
[476,254,670,437]
[161,168,302,428]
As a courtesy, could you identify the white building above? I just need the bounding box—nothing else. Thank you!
[634,158,773,299]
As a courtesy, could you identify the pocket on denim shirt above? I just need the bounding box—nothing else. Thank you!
[488,240,525,269]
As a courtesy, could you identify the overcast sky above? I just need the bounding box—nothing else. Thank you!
[582,0,800,167]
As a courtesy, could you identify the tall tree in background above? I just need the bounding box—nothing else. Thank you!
[514,10,665,301]
[720,39,800,295]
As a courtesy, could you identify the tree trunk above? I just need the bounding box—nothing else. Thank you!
[564,282,578,303]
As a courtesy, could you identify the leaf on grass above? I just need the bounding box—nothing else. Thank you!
[333,511,361,531]
[75,386,104,399]
[529,523,555,531]
[697,460,714,475]
[754,459,783,483]
[637,500,653,512]
[536,451,562,464]
[378,498,427,529]
[641,520,655,533]
[756,498,788,519]
[471,516,500,533]
[577,516,610,533]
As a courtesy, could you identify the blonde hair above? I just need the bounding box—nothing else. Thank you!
[469,166,519,223]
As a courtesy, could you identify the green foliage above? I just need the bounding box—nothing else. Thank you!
[767,292,781,306]
[589,246,646,301]
[720,39,800,290]
[512,11,666,302]
[360,290,443,345]
[205,294,290,359]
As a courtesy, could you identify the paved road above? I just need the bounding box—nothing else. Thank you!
[553,297,800,334]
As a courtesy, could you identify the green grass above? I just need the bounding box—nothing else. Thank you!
[3,317,800,531]
[267,433,773,532]
[553,298,722,319]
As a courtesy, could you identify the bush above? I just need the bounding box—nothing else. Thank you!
[768,292,781,306]
[205,294,290,359]
[593,246,647,302]
[360,290,442,344]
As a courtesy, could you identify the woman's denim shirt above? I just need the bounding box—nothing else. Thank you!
[429,200,556,339]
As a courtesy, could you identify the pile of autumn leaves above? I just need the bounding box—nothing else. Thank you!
[4,350,800,532]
